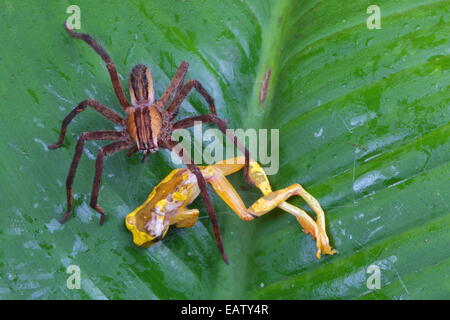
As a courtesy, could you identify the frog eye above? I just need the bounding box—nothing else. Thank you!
[125,214,156,247]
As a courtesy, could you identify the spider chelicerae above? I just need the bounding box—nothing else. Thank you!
[48,23,251,262]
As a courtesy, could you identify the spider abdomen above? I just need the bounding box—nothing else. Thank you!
[128,64,155,106]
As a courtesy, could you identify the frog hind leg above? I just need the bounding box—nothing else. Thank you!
[205,160,336,258]
[248,161,336,258]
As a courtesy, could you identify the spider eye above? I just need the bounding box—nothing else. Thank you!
[128,64,154,106]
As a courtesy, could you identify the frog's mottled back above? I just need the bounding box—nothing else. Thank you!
[125,168,200,247]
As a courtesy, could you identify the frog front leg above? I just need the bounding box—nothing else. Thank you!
[169,208,200,228]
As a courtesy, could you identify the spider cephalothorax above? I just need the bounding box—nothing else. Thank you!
[48,23,251,263]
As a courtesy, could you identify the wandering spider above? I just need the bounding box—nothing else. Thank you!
[48,23,251,263]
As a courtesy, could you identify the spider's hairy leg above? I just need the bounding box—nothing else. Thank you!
[64,23,130,110]
[167,140,228,264]
[60,131,124,224]
[158,61,189,106]
[187,162,228,263]
[48,99,125,149]
[124,144,151,162]
[167,80,217,120]
[90,140,133,225]
[126,145,138,157]
[173,114,253,186]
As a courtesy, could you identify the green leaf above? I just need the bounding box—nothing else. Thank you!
[1,0,449,299]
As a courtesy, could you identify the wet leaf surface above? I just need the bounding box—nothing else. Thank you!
[0,0,449,299]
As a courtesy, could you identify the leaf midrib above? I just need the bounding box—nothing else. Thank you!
[211,0,295,299]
